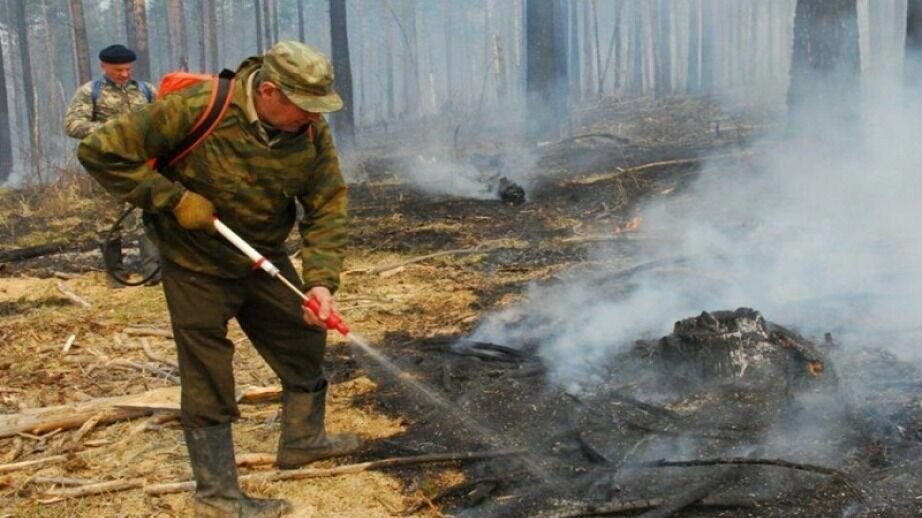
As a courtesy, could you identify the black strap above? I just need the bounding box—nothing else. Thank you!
[154,69,236,174]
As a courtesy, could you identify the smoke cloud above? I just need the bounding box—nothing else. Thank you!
[472,61,922,389]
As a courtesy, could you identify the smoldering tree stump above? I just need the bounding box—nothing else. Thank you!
[639,308,833,394]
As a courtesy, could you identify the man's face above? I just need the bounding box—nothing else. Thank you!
[256,82,318,132]
[101,62,134,85]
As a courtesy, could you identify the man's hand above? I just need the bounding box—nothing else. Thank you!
[302,286,338,328]
[173,191,216,232]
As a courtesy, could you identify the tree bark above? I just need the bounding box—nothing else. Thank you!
[68,0,92,86]
[203,0,218,71]
[166,0,188,70]
[0,24,12,182]
[123,0,151,81]
[788,0,861,133]
[330,0,355,149]
[10,1,38,179]
[525,0,568,142]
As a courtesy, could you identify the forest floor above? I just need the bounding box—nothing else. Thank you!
[6,97,914,518]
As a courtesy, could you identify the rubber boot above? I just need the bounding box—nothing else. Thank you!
[184,424,292,517]
[276,380,362,469]
[102,238,127,289]
[138,234,162,286]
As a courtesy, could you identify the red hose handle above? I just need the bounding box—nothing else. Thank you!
[303,297,350,336]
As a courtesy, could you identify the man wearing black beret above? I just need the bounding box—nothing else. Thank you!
[65,45,160,288]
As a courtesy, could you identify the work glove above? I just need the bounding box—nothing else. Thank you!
[172,191,216,232]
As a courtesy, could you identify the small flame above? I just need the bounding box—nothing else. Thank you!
[807,361,824,376]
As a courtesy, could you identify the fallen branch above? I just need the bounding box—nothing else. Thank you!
[33,476,98,487]
[549,496,764,517]
[62,413,103,452]
[45,478,145,498]
[55,282,92,308]
[105,358,180,384]
[146,449,525,496]
[644,457,848,479]
[638,467,739,518]
[0,454,68,474]
[140,338,178,370]
[563,151,755,187]
[124,327,174,339]
[0,385,281,438]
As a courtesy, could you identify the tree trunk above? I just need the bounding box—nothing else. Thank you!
[700,0,716,92]
[68,0,92,86]
[262,0,273,48]
[654,0,672,98]
[167,0,188,70]
[581,0,594,98]
[203,0,218,71]
[10,0,38,179]
[384,2,397,120]
[255,0,264,52]
[788,0,861,132]
[687,0,701,92]
[591,0,602,96]
[568,0,580,101]
[906,0,922,87]
[628,1,644,96]
[329,0,355,149]
[194,1,205,71]
[0,26,12,182]
[598,1,624,95]
[39,0,61,138]
[525,0,568,142]
[297,0,306,42]
[123,0,151,81]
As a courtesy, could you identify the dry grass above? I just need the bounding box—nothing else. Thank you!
[0,207,551,516]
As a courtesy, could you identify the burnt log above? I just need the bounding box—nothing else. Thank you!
[0,239,100,263]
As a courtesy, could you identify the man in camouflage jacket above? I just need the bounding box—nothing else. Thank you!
[65,44,161,288]
[78,41,359,517]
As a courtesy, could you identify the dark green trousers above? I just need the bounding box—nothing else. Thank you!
[161,258,326,428]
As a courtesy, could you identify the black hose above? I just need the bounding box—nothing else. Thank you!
[103,206,160,287]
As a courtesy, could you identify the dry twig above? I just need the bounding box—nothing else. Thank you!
[55,282,91,308]
[140,449,524,497]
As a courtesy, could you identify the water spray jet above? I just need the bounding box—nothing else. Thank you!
[213,217,560,486]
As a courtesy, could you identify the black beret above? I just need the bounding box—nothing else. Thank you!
[99,44,136,64]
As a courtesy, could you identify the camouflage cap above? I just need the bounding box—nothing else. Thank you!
[262,41,342,113]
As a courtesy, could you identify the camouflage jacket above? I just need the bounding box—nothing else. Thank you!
[65,78,156,139]
[77,57,348,291]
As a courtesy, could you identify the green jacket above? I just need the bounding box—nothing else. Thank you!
[65,78,156,139]
[77,57,348,291]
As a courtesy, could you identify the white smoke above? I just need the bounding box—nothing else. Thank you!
[401,156,498,200]
[473,66,922,388]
